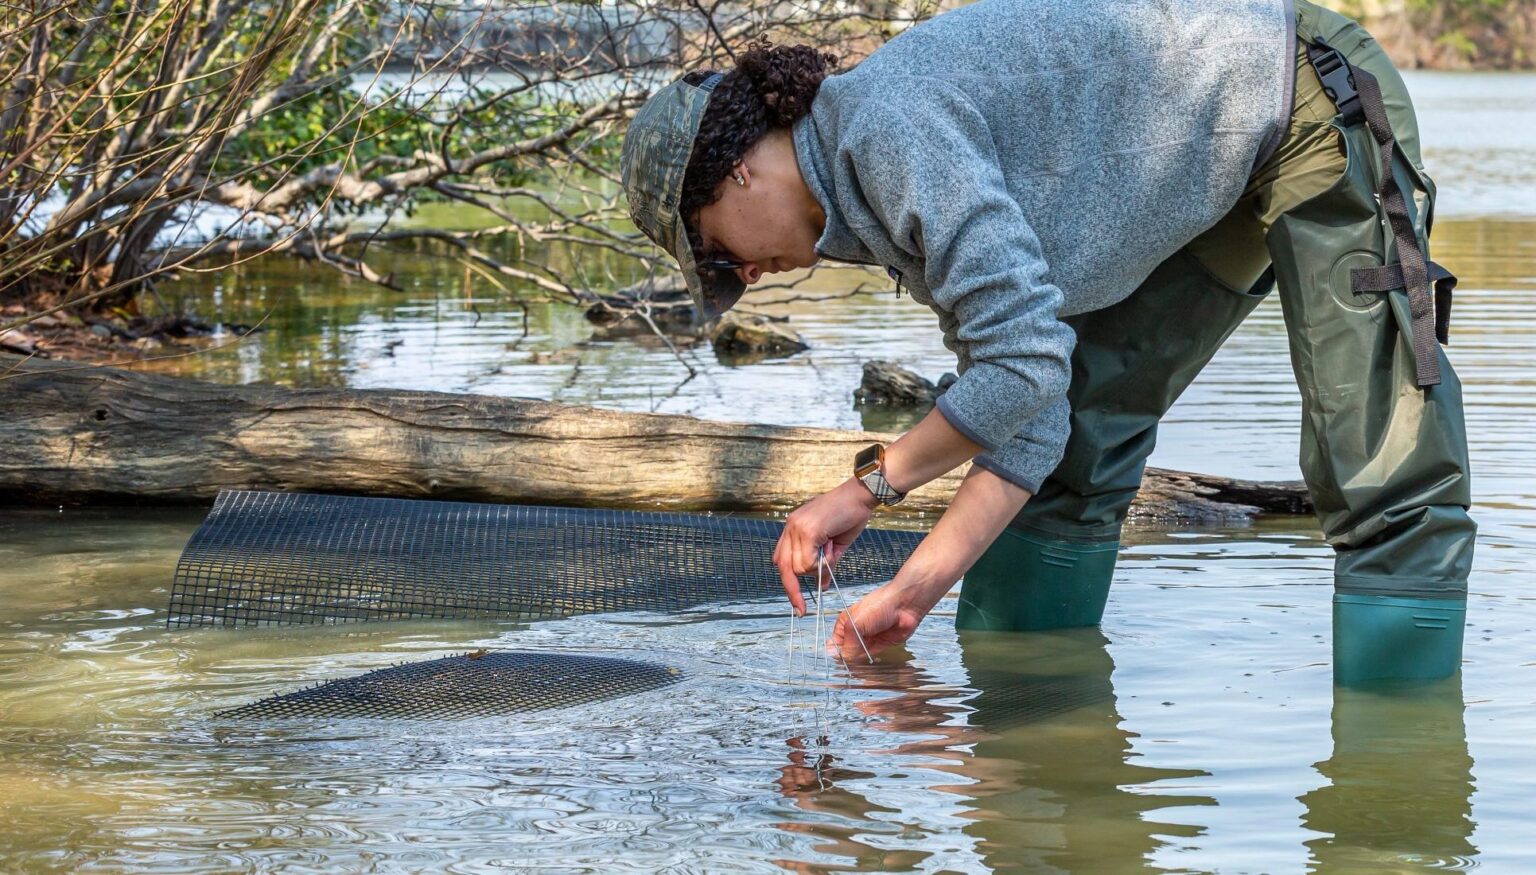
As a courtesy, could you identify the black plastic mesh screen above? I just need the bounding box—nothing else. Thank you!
[220,651,681,720]
[169,491,923,627]
[964,670,1114,729]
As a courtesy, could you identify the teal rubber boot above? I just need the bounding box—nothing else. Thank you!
[1333,594,1466,686]
[956,528,1118,632]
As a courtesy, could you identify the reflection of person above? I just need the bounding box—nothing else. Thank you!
[772,653,978,871]
[620,0,1474,683]
[773,630,1216,871]
[955,629,1214,871]
[1300,680,1477,869]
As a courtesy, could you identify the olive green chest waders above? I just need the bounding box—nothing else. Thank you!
[957,0,1475,686]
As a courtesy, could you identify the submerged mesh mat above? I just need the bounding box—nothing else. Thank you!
[963,670,1115,729]
[169,491,923,627]
[221,651,680,720]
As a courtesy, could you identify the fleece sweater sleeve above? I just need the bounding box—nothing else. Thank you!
[840,79,1076,493]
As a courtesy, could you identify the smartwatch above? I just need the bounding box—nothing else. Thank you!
[854,443,907,506]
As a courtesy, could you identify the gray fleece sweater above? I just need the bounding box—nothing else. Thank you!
[792,0,1294,492]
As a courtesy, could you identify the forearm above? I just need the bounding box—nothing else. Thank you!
[821,438,1033,655]
[893,464,1031,607]
[881,405,987,495]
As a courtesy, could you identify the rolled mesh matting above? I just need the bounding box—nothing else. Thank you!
[169,490,923,627]
[221,651,681,719]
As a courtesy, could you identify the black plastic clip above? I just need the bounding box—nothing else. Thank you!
[1306,41,1364,126]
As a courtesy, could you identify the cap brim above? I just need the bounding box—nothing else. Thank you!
[672,213,747,321]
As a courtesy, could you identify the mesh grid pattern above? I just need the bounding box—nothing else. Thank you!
[169,491,922,627]
[964,671,1114,728]
[220,651,681,720]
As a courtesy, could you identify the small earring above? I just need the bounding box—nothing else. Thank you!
[734,173,745,186]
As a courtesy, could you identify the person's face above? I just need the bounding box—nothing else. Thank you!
[691,134,823,287]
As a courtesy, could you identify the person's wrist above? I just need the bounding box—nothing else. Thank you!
[891,558,952,614]
[881,441,918,496]
[847,475,881,510]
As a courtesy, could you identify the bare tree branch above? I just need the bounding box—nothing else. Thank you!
[2,0,937,349]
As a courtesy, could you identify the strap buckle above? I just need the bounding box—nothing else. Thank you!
[1306,41,1364,126]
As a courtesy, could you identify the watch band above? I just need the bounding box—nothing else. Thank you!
[854,443,907,506]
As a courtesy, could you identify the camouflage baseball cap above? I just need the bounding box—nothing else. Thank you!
[621,71,747,321]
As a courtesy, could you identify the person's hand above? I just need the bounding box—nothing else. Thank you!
[827,576,948,659]
[773,477,877,616]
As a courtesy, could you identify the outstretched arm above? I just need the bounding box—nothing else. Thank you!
[828,462,1030,657]
[773,404,986,616]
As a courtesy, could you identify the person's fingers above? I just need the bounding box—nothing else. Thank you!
[827,540,850,569]
[779,543,805,616]
[780,563,804,616]
[818,541,836,591]
[827,598,880,656]
[831,521,866,553]
[797,535,815,577]
[831,616,883,659]
[774,531,805,616]
[828,613,852,656]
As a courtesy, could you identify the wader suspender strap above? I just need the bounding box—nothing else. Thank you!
[1305,40,1456,388]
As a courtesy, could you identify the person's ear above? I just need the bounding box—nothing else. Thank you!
[732,161,749,187]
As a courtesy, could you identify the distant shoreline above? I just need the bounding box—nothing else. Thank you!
[1318,0,1536,71]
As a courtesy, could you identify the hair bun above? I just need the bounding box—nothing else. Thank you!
[676,41,839,238]
[737,40,838,127]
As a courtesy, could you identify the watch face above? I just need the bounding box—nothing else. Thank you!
[854,443,882,476]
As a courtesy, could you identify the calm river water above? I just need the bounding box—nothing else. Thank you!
[1,71,1532,873]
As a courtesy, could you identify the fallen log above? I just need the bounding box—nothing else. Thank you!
[0,353,1311,522]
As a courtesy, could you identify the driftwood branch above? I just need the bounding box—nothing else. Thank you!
[0,353,1312,522]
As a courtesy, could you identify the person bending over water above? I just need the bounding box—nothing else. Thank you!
[620,0,1474,685]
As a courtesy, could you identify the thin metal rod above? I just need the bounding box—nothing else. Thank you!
[818,546,875,665]
[787,606,798,687]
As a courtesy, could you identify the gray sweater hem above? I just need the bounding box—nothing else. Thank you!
[935,393,1001,452]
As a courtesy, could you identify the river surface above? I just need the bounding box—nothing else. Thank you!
[1,71,1533,873]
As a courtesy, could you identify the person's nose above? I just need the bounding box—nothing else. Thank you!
[736,263,764,285]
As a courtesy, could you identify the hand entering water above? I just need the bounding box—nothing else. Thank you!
[827,576,947,658]
[773,477,877,616]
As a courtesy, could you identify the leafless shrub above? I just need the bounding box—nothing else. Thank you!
[0,0,946,347]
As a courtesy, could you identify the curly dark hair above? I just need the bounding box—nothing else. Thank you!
[679,40,838,252]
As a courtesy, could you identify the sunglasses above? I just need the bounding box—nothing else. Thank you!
[690,221,745,283]
[697,252,744,272]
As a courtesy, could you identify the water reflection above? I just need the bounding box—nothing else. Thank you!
[954,630,1215,873]
[773,651,972,873]
[1300,679,1478,872]
[778,631,1219,873]
[773,736,909,873]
